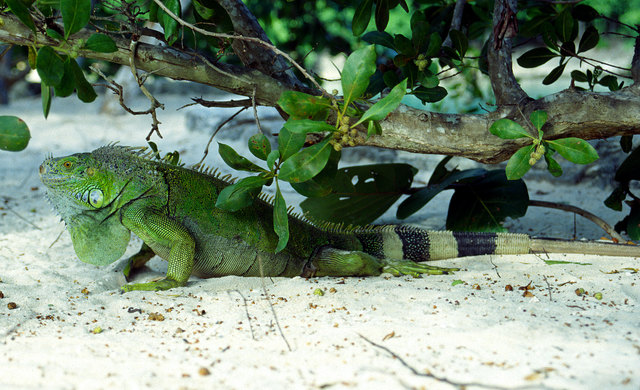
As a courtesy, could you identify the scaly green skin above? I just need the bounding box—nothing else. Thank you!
[39,145,639,292]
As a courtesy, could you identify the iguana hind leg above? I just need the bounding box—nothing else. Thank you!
[302,247,459,277]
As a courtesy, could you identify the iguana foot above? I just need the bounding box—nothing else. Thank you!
[121,243,156,280]
[121,278,186,293]
[382,260,459,277]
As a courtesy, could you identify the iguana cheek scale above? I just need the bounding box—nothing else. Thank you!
[39,145,640,292]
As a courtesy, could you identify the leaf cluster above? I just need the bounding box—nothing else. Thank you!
[490,110,599,180]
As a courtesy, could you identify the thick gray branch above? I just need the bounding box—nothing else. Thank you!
[442,0,466,48]
[487,0,528,105]
[0,14,288,105]
[365,88,640,163]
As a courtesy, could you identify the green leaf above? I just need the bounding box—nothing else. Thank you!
[362,31,395,49]
[397,168,486,219]
[517,47,557,68]
[555,9,574,43]
[413,86,447,103]
[85,34,118,53]
[273,182,289,253]
[36,47,65,88]
[54,59,75,98]
[61,0,91,39]
[578,25,599,53]
[542,63,566,85]
[424,33,442,57]
[5,0,36,32]
[266,149,279,171]
[277,91,331,120]
[547,138,598,164]
[366,120,382,137]
[573,4,599,22]
[449,29,468,58]
[341,45,377,106]
[290,148,340,197]
[301,163,416,225]
[374,0,389,31]
[489,118,530,139]
[278,139,332,183]
[218,142,266,173]
[446,170,529,232]
[544,148,563,177]
[529,110,547,131]
[620,135,633,153]
[411,21,430,52]
[157,0,181,44]
[283,119,336,134]
[615,146,640,182]
[69,58,97,102]
[352,0,373,36]
[0,116,31,152]
[627,206,640,241]
[41,82,52,119]
[604,186,625,211]
[354,79,407,126]
[248,133,271,160]
[215,176,270,212]
[394,34,414,56]
[505,145,534,180]
[570,70,588,82]
[278,127,306,163]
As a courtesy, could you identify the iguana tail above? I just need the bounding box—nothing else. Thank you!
[530,238,640,257]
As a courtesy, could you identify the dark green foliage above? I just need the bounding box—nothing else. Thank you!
[446,170,528,232]
[301,164,417,225]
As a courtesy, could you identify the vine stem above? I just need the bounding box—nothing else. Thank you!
[529,199,626,242]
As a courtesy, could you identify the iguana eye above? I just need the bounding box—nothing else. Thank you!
[88,189,104,208]
[63,161,73,168]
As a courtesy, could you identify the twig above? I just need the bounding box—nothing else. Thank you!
[48,229,65,249]
[258,254,291,351]
[129,37,165,140]
[194,107,248,167]
[1,203,41,230]
[251,87,263,134]
[529,200,626,243]
[150,0,326,95]
[543,275,553,302]
[228,289,255,340]
[189,97,255,108]
[358,334,542,390]
[442,0,467,48]
[90,65,160,116]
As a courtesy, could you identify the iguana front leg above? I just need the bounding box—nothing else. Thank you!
[302,247,459,277]
[120,203,195,292]
[120,243,155,280]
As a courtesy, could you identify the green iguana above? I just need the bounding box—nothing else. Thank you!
[39,145,639,292]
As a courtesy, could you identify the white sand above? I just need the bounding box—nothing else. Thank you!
[0,93,638,389]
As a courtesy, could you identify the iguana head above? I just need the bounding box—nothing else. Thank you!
[39,152,117,219]
[39,150,136,266]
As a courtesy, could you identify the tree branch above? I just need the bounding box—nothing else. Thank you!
[214,0,305,89]
[0,13,288,105]
[364,88,640,163]
[442,0,466,48]
[487,0,529,105]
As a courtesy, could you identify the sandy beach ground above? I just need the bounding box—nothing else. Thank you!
[0,90,638,390]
